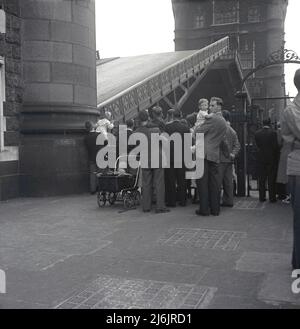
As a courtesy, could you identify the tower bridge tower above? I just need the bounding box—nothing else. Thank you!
[172,0,288,119]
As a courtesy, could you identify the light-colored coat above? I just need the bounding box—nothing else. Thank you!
[280,93,300,176]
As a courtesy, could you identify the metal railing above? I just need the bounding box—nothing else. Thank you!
[98,37,230,120]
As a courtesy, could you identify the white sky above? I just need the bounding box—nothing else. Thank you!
[96,0,300,96]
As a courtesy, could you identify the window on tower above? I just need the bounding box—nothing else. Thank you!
[248,6,261,23]
[195,15,205,28]
[194,4,205,29]
[213,0,239,25]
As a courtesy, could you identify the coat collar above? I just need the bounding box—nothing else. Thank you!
[294,93,300,108]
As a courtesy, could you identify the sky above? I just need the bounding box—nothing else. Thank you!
[96,0,300,96]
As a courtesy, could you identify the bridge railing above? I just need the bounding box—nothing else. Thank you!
[98,37,230,120]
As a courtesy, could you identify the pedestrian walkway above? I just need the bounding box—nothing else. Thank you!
[0,194,299,309]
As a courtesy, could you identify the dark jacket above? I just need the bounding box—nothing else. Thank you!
[84,132,100,163]
[254,126,280,163]
[135,125,162,168]
[194,112,228,163]
[147,118,166,133]
[165,119,191,166]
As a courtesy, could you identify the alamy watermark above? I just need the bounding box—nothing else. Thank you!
[291,269,300,294]
[95,125,205,179]
[0,269,5,293]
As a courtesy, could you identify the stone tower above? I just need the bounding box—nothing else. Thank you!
[171,0,288,119]
[0,0,98,199]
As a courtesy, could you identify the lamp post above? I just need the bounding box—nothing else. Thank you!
[235,90,248,197]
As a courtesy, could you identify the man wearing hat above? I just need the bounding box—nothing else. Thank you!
[281,68,300,269]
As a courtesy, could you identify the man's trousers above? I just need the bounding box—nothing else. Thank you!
[196,159,221,215]
[165,167,186,206]
[142,168,165,211]
[257,162,277,201]
[219,162,234,206]
[289,175,300,269]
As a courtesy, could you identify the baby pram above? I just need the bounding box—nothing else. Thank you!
[96,155,141,209]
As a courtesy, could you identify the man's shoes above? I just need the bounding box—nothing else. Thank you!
[178,202,186,207]
[259,198,266,202]
[155,208,170,214]
[195,209,209,216]
[221,203,233,207]
[143,209,151,213]
[166,203,176,208]
[270,199,277,203]
[211,212,220,216]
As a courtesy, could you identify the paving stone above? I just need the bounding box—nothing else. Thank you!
[258,272,300,306]
[198,269,265,297]
[235,252,291,273]
[207,294,276,309]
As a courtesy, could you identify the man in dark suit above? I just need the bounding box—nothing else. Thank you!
[194,97,228,216]
[165,109,191,207]
[254,118,280,202]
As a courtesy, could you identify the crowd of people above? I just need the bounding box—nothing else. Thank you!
[84,68,300,270]
[85,96,240,216]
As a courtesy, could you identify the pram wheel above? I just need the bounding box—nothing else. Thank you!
[97,191,106,207]
[133,190,141,206]
[108,192,116,205]
[123,191,135,209]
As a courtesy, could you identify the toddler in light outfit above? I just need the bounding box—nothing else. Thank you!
[194,98,211,129]
[95,111,114,139]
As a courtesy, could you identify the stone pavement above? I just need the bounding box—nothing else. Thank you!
[0,194,299,309]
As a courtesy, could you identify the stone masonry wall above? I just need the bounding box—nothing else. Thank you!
[0,0,22,147]
[0,0,21,200]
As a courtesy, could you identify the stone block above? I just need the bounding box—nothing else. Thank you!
[52,42,72,63]
[51,63,90,86]
[4,0,20,16]
[3,101,22,116]
[50,21,89,47]
[12,44,21,59]
[23,41,72,63]
[21,0,72,22]
[5,59,21,74]
[71,23,89,47]
[50,20,72,43]
[72,3,90,27]
[74,85,96,106]
[5,30,21,44]
[11,15,20,30]
[0,160,18,176]
[23,19,50,41]
[4,131,19,146]
[89,68,96,88]
[88,30,95,49]
[73,44,95,68]
[23,83,73,103]
[24,62,50,82]
[49,83,73,103]
[6,73,21,88]
[0,174,19,201]
[5,116,19,131]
